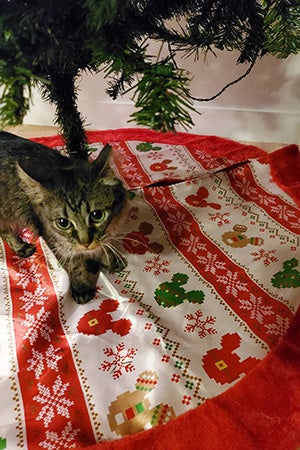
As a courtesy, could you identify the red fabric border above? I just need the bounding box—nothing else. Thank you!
[29,129,300,449]
[30,128,266,163]
[269,144,300,208]
[32,128,300,206]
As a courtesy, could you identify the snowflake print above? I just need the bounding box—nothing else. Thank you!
[167,210,191,235]
[256,192,277,207]
[269,204,300,227]
[34,375,74,428]
[181,234,202,254]
[197,251,226,275]
[208,212,230,227]
[14,260,43,289]
[100,342,138,379]
[19,284,48,312]
[193,151,234,170]
[250,249,278,266]
[22,307,54,345]
[154,188,177,211]
[265,315,290,337]
[239,294,274,323]
[146,151,163,161]
[184,310,217,338]
[27,344,62,379]
[39,421,80,450]
[143,256,170,276]
[216,270,248,297]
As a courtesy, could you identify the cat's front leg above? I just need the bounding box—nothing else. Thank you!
[65,257,101,304]
[1,232,36,257]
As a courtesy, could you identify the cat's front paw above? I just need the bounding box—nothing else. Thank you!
[16,242,36,258]
[71,287,96,305]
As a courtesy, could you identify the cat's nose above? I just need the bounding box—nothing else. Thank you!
[78,231,91,248]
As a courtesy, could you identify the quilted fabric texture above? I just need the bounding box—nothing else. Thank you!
[0,129,299,450]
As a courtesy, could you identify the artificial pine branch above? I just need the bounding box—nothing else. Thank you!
[263,0,300,57]
[129,62,196,131]
[40,72,88,159]
[0,1,300,158]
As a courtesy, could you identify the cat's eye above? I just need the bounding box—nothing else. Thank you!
[90,210,106,224]
[56,217,72,230]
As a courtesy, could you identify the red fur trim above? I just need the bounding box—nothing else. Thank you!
[269,144,300,207]
[31,128,266,162]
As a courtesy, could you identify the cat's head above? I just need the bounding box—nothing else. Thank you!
[17,144,127,258]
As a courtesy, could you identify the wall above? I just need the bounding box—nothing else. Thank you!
[24,49,300,144]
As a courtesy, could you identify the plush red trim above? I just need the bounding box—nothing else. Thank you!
[31,128,266,162]
[32,129,300,208]
[269,144,300,207]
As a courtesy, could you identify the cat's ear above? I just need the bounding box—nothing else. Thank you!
[92,144,112,176]
[17,158,53,203]
[92,144,120,185]
[18,157,55,184]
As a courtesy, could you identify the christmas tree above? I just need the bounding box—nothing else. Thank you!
[1,1,299,158]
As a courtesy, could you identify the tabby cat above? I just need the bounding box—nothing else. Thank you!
[0,131,127,304]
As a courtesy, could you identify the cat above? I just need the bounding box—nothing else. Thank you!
[0,131,128,304]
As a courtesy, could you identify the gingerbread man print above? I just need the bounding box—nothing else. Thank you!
[222,224,264,248]
[107,371,176,436]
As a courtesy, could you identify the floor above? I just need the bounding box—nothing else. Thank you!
[2,124,292,153]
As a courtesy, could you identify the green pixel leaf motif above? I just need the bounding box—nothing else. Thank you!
[154,273,205,308]
[0,437,7,450]
[136,142,162,152]
[271,258,300,288]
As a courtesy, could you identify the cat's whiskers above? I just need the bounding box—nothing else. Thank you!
[99,242,110,265]
[108,234,151,252]
[102,241,127,267]
[46,237,75,271]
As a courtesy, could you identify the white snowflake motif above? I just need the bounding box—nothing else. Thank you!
[153,188,177,211]
[14,261,43,289]
[22,307,54,345]
[143,256,170,276]
[27,344,62,379]
[167,210,191,235]
[184,310,217,338]
[197,251,226,275]
[250,249,278,267]
[181,234,202,254]
[20,284,48,312]
[125,167,145,185]
[100,342,138,380]
[239,294,274,323]
[216,270,248,297]
[146,151,163,161]
[265,314,290,336]
[193,151,234,170]
[233,176,258,199]
[39,421,80,450]
[208,212,230,227]
[256,192,277,207]
[269,204,300,229]
[34,375,74,428]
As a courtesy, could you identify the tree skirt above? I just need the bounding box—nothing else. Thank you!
[1,129,299,450]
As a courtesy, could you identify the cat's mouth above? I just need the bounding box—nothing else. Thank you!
[77,242,100,252]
